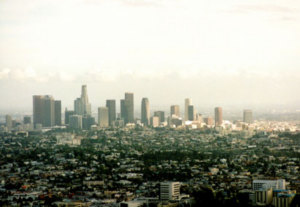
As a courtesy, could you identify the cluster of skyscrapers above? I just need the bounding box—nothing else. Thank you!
[30,85,253,129]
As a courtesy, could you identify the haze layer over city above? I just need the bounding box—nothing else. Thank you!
[1,0,300,114]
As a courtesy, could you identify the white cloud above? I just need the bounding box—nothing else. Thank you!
[0,68,11,79]
[0,67,51,82]
[231,4,298,14]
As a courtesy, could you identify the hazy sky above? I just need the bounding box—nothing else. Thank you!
[1,0,300,112]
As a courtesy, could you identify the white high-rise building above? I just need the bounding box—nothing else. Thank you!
[98,107,109,127]
[160,182,180,201]
[74,85,91,116]
[81,85,91,115]
[253,179,286,191]
[151,116,160,128]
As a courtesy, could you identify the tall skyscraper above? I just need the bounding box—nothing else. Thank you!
[120,99,125,120]
[170,105,180,117]
[215,107,223,127]
[98,107,109,127]
[55,100,62,126]
[33,95,60,128]
[243,109,253,124]
[154,111,165,122]
[184,98,192,121]
[106,100,116,126]
[81,85,91,115]
[124,92,134,124]
[33,95,44,127]
[43,95,55,127]
[188,105,195,121]
[74,85,91,116]
[141,98,150,126]
[5,115,12,130]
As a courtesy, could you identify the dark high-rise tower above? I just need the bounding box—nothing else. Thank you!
[33,95,44,127]
[120,99,125,120]
[33,95,60,128]
[43,95,55,127]
[214,107,223,126]
[124,92,134,124]
[106,100,116,126]
[185,98,192,121]
[55,100,62,126]
[141,98,150,126]
[188,105,195,121]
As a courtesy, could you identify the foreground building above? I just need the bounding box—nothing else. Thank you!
[253,179,286,191]
[160,182,180,201]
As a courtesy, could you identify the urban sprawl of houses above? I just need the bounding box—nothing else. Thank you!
[0,85,299,207]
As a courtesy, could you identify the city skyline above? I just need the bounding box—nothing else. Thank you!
[1,0,300,111]
[1,83,299,125]
[28,85,243,125]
